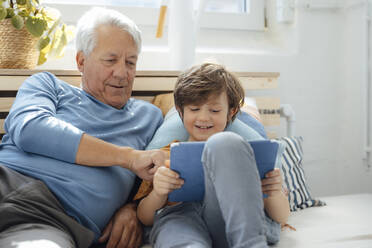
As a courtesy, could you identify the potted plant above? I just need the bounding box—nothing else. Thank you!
[0,0,74,68]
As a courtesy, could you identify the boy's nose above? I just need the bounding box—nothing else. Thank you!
[197,110,210,121]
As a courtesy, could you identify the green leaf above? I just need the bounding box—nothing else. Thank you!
[6,8,15,18]
[11,15,24,30]
[37,36,50,51]
[46,17,60,36]
[65,25,75,42]
[18,9,29,17]
[37,50,47,65]
[52,26,67,58]
[0,7,6,21]
[16,0,27,5]
[1,1,75,65]
[25,16,47,37]
[26,0,35,13]
[37,43,51,65]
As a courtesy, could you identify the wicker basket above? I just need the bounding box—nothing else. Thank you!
[0,19,39,69]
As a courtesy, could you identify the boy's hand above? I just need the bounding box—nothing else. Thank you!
[261,168,283,197]
[153,160,184,197]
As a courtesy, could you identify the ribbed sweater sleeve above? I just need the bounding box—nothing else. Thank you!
[4,72,83,163]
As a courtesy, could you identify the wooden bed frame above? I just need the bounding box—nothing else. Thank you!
[0,69,280,139]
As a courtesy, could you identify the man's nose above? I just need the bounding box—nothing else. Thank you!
[113,60,128,79]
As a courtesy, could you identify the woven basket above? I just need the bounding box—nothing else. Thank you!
[0,19,39,69]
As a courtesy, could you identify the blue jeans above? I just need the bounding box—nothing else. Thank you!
[151,132,277,248]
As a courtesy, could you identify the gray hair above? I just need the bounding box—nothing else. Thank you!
[75,7,142,55]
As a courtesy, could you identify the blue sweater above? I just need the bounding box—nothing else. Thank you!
[0,72,163,239]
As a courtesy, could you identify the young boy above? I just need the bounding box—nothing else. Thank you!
[135,63,290,248]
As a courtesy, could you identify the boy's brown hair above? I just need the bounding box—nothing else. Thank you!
[174,63,245,121]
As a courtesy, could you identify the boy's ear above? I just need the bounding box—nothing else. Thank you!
[176,106,183,120]
[229,108,238,121]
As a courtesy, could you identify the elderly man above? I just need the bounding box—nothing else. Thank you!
[0,7,165,248]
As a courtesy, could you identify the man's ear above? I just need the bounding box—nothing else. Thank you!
[76,51,85,73]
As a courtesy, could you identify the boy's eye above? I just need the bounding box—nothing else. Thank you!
[211,110,221,113]
[189,107,200,111]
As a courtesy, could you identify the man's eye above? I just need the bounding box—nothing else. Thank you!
[105,59,116,63]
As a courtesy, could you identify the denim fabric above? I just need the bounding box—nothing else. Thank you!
[151,132,275,248]
[150,202,212,248]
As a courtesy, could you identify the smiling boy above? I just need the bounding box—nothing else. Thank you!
[135,63,290,248]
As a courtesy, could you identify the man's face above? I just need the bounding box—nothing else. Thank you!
[77,25,138,109]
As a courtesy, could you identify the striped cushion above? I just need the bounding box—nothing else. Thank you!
[277,136,326,211]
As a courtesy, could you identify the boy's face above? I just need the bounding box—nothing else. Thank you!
[181,92,233,142]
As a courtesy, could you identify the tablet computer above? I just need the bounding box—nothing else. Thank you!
[168,139,283,202]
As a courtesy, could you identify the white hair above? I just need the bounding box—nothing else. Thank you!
[75,7,142,55]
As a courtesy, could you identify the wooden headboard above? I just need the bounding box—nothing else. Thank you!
[0,69,280,139]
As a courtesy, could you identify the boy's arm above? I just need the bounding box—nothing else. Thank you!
[263,192,290,224]
[137,190,168,226]
[262,168,290,224]
[137,164,184,226]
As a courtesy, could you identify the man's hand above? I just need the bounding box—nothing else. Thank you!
[128,149,168,181]
[98,203,142,248]
[261,168,283,197]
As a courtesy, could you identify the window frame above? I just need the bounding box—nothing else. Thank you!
[44,0,265,31]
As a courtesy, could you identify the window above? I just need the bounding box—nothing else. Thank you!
[205,0,249,13]
[45,0,248,13]
[44,0,264,31]
[44,0,162,8]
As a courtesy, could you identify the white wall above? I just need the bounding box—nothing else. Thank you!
[39,0,372,197]
[292,2,371,197]
[337,1,372,195]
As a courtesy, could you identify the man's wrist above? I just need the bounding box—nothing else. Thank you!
[118,147,136,170]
